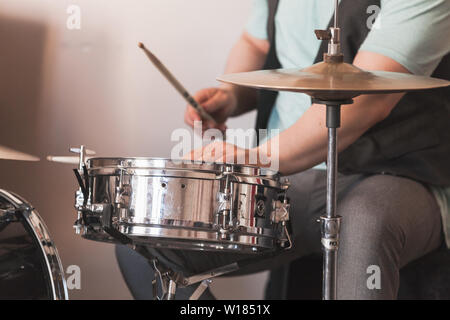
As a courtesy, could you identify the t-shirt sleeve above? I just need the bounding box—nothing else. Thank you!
[245,0,269,40]
[360,0,450,76]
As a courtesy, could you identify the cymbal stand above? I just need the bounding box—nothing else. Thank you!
[313,0,355,300]
[313,98,353,300]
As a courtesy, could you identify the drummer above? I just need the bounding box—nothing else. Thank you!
[118,0,449,299]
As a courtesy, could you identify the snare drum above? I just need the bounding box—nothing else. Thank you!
[0,189,68,300]
[74,158,291,253]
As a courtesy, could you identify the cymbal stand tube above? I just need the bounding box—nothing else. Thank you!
[167,280,177,300]
[334,0,339,28]
[313,98,353,300]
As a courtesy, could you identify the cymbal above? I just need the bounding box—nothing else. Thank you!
[217,62,450,100]
[0,145,40,162]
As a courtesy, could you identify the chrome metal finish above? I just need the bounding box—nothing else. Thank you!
[75,189,84,210]
[75,158,291,253]
[151,257,238,300]
[316,101,351,300]
[71,145,96,234]
[0,189,68,300]
[281,222,293,249]
[152,259,169,300]
[333,0,339,28]
[328,0,341,56]
[271,198,290,224]
[322,124,341,300]
[167,280,177,300]
[184,262,239,286]
[189,280,212,300]
[327,128,338,220]
[70,145,96,170]
[320,215,341,299]
[328,27,341,56]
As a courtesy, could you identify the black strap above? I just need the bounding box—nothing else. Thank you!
[266,0,279,44]
[255,0,281,141]
[73,168,89,205]
[101,204,132,245]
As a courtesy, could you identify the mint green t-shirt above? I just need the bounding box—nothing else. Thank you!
[246,0,450,246]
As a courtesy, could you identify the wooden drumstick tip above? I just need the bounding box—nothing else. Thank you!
[138,42,145,49]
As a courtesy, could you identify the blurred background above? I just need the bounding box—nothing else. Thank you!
[0,0,269,299]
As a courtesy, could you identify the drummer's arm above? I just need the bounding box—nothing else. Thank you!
[224,31,269,116]
[259,51,410,175]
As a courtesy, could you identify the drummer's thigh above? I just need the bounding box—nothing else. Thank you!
[337,174,443,268]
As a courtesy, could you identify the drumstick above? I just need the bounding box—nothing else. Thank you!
[46,156,92,164]
[138,42,217,124]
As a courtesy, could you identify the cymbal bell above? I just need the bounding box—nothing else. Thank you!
[0,145,40,162]
[217,61,450,100]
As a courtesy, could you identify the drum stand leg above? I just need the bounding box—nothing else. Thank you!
[135,245,239,300]
[189,280,212,300]
[157,262,238,300]
[313,98,353,300]
[167,280,177,300]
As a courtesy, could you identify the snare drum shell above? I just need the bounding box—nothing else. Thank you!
[85,158,287,253]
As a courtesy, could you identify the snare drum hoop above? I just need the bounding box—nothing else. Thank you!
[86,158,287,189]
[0,189,69,300]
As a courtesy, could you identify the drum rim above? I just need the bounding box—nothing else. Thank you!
[86,157,280,176]
[86,157,287,189]
[0,189,69,300]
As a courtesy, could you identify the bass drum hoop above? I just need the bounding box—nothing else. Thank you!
[0,189,68,300]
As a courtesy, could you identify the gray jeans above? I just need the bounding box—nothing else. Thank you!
[116,169,443,300]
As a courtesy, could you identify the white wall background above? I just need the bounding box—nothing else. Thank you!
[0,0,270,299]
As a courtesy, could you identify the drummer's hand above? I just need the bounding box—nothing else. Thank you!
[184,141,252,164]
[184,87,237,132]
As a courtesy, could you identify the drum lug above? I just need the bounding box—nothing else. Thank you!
[216,190,233,239]
[270,197,290,224]
[216,168,235,232]
[217,191,232,213]
[114,184,131,208]
[73,220,83,235]
[74,188,91,235]
[74,189,85,210]
[271,194,292,249]
[114,169,131,208]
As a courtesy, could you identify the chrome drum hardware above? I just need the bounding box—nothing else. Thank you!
[0,189,68,300]
[73,157,291,253]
